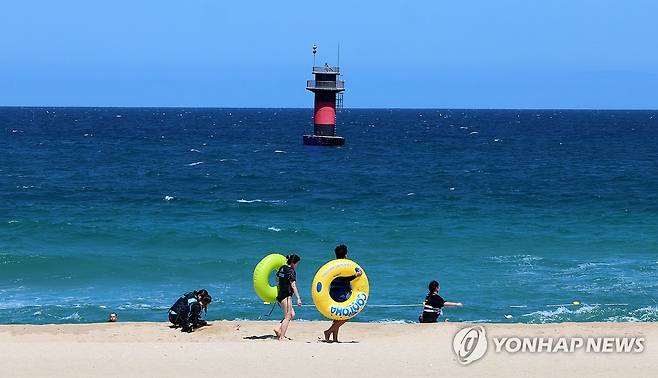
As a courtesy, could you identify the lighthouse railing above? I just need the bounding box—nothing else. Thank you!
[306,80,345,90]
[312,66,340,74]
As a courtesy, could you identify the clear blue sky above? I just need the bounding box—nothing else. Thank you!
[1,0,656,109]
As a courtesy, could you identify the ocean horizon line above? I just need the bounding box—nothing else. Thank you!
[0,105,657,112]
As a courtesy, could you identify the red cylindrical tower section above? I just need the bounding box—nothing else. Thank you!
[314,91,336,125]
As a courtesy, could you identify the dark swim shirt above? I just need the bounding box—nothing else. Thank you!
[276,265,296,302]
[420,293,446,323]
[329,268,361,302]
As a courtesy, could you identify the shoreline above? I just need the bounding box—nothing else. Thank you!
[3,318,658,326]
[2,321,656,377]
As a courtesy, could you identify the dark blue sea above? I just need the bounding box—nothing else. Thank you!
[1,107,657,324]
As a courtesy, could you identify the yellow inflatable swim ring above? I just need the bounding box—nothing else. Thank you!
[311,259,369,320]
[253,253,287,303]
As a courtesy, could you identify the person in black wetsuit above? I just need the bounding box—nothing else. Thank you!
[419,280,463,323]
[273,254,302,341]
[168,289,212,332]
[323,244,362,343]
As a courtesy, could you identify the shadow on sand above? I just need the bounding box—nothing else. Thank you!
[316,338,359,344]
[243,334,278,340]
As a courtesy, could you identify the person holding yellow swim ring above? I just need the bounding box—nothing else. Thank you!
[323,244,361,343]
[273,254,302,341]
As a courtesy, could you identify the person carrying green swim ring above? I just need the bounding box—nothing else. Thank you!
[273,254,302,341]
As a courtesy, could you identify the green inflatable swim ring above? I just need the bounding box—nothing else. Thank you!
[253,253,287,303]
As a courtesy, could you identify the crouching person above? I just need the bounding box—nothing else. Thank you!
[168,289,212,332]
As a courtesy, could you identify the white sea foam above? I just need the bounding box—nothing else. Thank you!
[577,262,612,270]
[0,300,31,310]
[7,220,19,224]
[187,161,203,166]
[493,138,501,142]
[267,227,281,232]
[407,192,415,196]
[115,115,122,118]
[237,199,262,203]
[164,195,174,201]
[236,199,286,206]
[61,312,82,321]
[521,304,599,323]
[116,303,168,310]
[274,150,287,154]
[630,306,658,321]
[489,254,543,263]
[190,148,201,153]
[469,131,479,135]
[371,319,414,324]
[606,315,641,322]
[220,158,238,162]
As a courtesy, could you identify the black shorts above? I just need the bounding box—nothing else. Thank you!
[277,294,292,303]
[419,314,438,323]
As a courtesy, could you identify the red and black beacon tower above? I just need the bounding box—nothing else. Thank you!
[303,45,345,146]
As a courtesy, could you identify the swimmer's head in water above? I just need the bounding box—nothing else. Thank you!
[335,244,348,259]
[428,280,440,294]
[108,312,118,322]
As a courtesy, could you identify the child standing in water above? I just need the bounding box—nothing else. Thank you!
[419,280,463,323]
[274,254,302,341]
[323,244,362,342]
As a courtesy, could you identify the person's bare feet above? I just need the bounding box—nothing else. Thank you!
[324,330,331,342]
[273,328,281,338]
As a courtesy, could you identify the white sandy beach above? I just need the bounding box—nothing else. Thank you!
[0,321,656,378]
